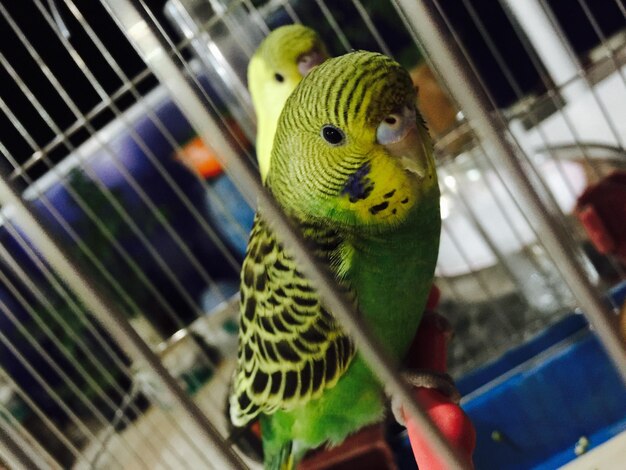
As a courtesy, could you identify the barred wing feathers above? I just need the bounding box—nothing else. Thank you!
[230,216,355,426]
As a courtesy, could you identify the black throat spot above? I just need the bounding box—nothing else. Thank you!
[342,162,374,203]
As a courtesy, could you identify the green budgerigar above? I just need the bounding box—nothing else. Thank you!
[248,24,328,182]
[231,51,441,469]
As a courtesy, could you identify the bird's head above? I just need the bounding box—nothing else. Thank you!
[248,24,328,180]
[248,24,328,109]
[268,51,438,233]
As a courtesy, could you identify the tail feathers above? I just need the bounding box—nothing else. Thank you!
[267,441,294,470]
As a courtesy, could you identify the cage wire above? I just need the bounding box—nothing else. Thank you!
[0,0,624,468]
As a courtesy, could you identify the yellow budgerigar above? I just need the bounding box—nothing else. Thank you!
[248,24,329,182]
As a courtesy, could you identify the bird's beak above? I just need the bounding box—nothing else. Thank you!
[383,121,433,180]
[297,49,327,77]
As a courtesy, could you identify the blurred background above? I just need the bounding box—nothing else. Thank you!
[0,0,625,469]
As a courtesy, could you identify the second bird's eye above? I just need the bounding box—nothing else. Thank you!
[321,125,345,145]
[376,105,416,145]
[274,73,285,82]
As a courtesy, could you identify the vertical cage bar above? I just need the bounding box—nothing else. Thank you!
[0,423,49,470]
[99,0,470,468]
[0,401,63,469]
[0,174,245,470]
[501,0,587,101]
[0,239,183,465]
[393,0,626,383]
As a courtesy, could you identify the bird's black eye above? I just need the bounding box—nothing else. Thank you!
[274,73,284,82]
[321,125,345,146]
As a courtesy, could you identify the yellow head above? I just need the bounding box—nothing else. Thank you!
[248,25,328,181]
[269,51,438,234]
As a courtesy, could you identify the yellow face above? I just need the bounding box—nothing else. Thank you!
[249,24,327,91]
[248,25,328,181]
[332,143,426,226]
[269,52,438,233]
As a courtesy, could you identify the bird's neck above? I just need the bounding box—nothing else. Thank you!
[345,194,441,358]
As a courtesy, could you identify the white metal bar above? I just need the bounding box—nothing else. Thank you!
[209,0,262,58]
[392,1,586,297]
[536,0,626,151]
[424,2,576,238]
[0,326,124,467]
[0,244,184,469]
[138,0,261,174]
[0,409,62,470]
[37,0,241,284]
[46,0,70,39]
[0,270,150,468]
[0,164,246,470]
[441,164,539,310]
[461,0,604,186]
[0,143,140,322]
[277,0,301,23]
[457,0,626,280]
[350,0,393,56]
[0,421,48,470]
[393,0,626,383]
[9,67,154,179]
[240,0,271,35]
[0,14,198,322]
[0,110,226,382]
[100,1,470,468]
[414,7,584,320]
[442,152,566,312]
[576,0,626,100]
[491,7,615,183]
[37,0,255,365]
[462,146,572,307]
[0,92,223,457]
[60,0,251,248]
[0,3,236,322]
[5,233,201,469]
[0,370,87,464]
[500,3,626,282]
[164,0,259,140]
[313,0,352,52]
[502,0,587,101]
[427,1,596,299]
[441,221,521,338]
[441,0,620,281]
[65,0,248,248]
[0,89,166,322]
[0,220,202,469]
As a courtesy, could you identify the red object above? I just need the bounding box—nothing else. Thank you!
[402,286,476,469]
[175,136,224,178]
[426,284,442,310]
[250,420,261,439]
[575,171,626,264]
[405,311,451,373]
[404,389,476,470]
[298,283,476,469]
[174,120,250,178]
[299,424,397,470]
[298,284,455,470]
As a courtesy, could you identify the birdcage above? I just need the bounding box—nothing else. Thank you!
[0,0,625,469]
